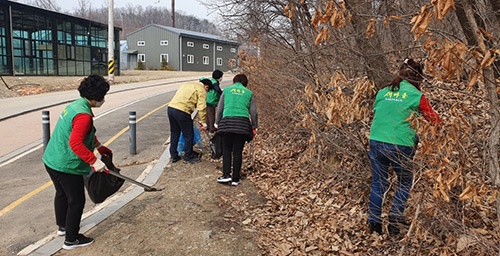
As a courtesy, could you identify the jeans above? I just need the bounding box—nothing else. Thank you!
[222,133,247,182]
[45,164,86,242]
[368,140,415,223]
[167,107,195,159]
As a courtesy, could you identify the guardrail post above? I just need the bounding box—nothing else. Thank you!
[129,111,136,155]
[42,111,50,151]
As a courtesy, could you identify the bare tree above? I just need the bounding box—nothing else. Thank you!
[73,0,92,19]
[28,0,61,12]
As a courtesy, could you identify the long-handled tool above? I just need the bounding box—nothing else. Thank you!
[201,128,219,158]
[107,170,163,192]
[101,153,162,192]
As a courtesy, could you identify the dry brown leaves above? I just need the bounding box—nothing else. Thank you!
[229,59,499,255]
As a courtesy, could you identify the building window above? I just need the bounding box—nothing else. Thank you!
[203,44,209,49]
[187,41,194,47]
[187,54,194,64]
[203,56,209,65]
[230,48,236,53]
[216,46,223,51]
[160,40,169,46]
[137,41,145,46]
[216,57,222,66]
[138,54,145,62]
[160,54,169,63]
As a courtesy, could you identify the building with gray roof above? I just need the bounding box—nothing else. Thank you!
[125,24,239,72]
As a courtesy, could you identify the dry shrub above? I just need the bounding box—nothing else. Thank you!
[234,40,499,256]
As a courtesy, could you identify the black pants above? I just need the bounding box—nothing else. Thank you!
[206,104,217,133]
[45,164,86,242]
[167,106,195,158]
[222,133,247,182]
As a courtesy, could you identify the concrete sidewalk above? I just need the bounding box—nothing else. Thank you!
[0,76,200,121]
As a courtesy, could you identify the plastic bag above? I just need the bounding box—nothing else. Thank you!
[210,132,223,159]
[177,124,203,153]
[84,153,124,204]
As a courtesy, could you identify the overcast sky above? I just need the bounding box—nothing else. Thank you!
[21,0,216,21]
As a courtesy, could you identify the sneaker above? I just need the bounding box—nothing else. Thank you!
[63,234,94,250]
[231,180,242,186]
[171,155,181,163]
[57,227,66,236]
[369,222,382,235]
[183,155,201,163]
[217,176,231,183]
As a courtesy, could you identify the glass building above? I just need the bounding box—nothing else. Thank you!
[0,0,121,76]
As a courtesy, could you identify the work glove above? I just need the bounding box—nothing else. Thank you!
[96,144,112,156]
[253,128,257,138]
[198,122,208,131]
[214,123,218,129]
[101,152,121,172]
[92,158,107,173]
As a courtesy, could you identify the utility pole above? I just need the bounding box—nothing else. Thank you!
[108,0,115,83]
[171,0,175,27]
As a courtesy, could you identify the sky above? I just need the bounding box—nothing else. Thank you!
[21,0,216,21]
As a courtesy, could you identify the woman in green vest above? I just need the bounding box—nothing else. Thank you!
[367,59,441,235]
[42,74,112,250]
[215,74,258,186]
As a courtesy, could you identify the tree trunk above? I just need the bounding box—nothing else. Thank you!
[345,0,390,89]
[456,0,500,230]
[487,0,500,21]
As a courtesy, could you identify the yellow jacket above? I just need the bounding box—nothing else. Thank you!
[169,81,207,122]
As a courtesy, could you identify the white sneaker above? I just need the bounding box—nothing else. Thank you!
[57,227,66,236]
[231,180,241,186]
[217,176,231,183]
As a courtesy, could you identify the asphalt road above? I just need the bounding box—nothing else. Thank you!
[0,79,186,255]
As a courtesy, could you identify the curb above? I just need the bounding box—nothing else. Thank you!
[19,142,171,256]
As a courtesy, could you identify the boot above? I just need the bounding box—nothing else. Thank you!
[388,218,408,236]
[369,222,382,235]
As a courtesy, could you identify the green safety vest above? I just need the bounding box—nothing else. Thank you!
[206,78,220,105]
[369,80,422,147]
[43,97,95,175]
[222,82,252,118]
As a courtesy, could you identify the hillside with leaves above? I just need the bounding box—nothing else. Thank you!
[208,0,500,255]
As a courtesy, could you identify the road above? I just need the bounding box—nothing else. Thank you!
[0,80,185,255]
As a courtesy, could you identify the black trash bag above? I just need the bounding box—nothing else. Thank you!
[84,153,124,204]
[210,132,223,159]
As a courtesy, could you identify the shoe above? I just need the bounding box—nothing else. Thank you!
[183,156,201,163]
[57,227,66,236]
[369,222,382,235]
[388,218,407,236]
[217,176,231,183]
[388,222,400,236]
[231,180,242,186]
[171,155,181,163]
[62,234,94,250]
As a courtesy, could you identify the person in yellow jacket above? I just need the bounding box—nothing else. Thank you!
[168,78,213,163]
